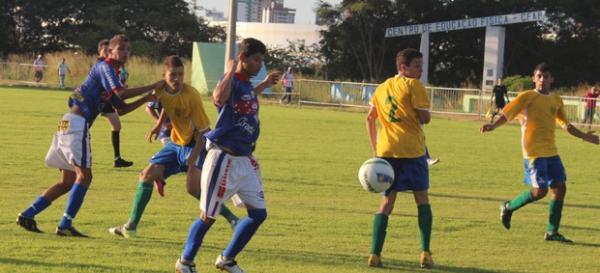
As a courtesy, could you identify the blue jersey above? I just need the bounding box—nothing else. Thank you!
[206,73,260,156]
[68,59,125,125]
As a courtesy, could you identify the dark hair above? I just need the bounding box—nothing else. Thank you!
[396,48,423,69]
[109,34,129,49]
[533,62,552,75]
[163,55,184,69]
[97,39,109,53]
[239,38,266,58]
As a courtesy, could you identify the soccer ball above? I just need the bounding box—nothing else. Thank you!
[358,158,394,193]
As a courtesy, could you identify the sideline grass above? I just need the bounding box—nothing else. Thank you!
[1,87,599,273]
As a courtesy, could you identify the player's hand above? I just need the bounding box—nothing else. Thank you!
[583,130,599,144]
[480,124,494,133]
[225,58,238,74]
[145,125,161,143]
[263,72,280,87]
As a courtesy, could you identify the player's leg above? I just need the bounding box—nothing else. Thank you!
[55,165,92,237]
[368,191,396,267]
[104,112,133,167]
[406,156,433,268]
[218,156,266,272]
[544,156,571,242]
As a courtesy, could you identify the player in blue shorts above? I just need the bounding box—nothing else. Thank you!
[97,39,134,168]
[145,99,172,196]
[481,63,598,243]
[366,48,434,268]
[16,34,163,237]
[175,38,280,273]
[108,56,239,239]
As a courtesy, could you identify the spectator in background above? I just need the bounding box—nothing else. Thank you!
[582,86,600,129]
[490,78,509,123]
[57,58,71,89]
[280,66,293,104]
[33,55,44,82]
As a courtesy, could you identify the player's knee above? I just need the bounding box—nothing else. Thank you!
[248,209,267,224]
[532,188,548,199]
[140,164,161,181]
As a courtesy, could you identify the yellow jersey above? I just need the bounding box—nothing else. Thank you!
[370,75,430,158]
[155,83,210,145]
[502,90,569,159]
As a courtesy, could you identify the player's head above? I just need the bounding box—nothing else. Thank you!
[532,62,554,92]
[238,38,266,77]
[163,55,184,92]
[591,86,599,95]
[497,78,503,85]
[108,34,130,64]
[396,48,423,79]
[97,39,110,59]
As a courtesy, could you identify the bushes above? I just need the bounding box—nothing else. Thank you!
[502,75,534,92]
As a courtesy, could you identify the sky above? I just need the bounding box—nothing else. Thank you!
[197,0,342,24]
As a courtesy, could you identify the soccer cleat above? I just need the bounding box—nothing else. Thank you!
[108,225,136,238]
[367,254,383,267]
[215,254,246,273]
[175,258,198,273]
[114,157,134,168]
[16,214,43,233]
[56,226,89,237]
[427,158,440,166]
[419,251,434,269]
[155,178,166,197]
[544,232,573,243]
[500,201,513,230]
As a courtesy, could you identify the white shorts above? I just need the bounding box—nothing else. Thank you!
[200,143,265,218]
[44,113,91,171]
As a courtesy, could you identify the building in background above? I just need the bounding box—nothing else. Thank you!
[237,0,295,24]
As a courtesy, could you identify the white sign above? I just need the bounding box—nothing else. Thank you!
[385,10,546,38]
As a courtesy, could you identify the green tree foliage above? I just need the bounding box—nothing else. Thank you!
[0,0,225,58]
[317,0,600,87]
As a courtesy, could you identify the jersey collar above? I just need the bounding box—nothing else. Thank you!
[105,58,121,73]
[234,72,250,82]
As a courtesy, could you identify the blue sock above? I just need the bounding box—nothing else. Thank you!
[182,219,212,261]
[22,196,51,218]
[222,209,267,258]
[58,183,88,229]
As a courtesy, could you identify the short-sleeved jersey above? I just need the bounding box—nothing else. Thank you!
[68,59,125,125]
[206,73,260,156]
[370,75,430,158]
[584,91,599,109]
[502,90,569,159]
[155,83,210,146]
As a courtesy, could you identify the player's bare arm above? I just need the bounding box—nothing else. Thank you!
[416,109,431,124]
[145,109,167,143]
[187,128,209,169]
[366,105,378,157]
[117,80,165,100]
[213,59,237,106]
[481,114,507,133]
[255,72,280,95]
[565,124,599,144]
[115,93,155,116]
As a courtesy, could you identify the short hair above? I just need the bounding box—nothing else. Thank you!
[239,38,266,58]
[163,55,184,69]
[396,48,423,69]
[533,62,552,75]
[97,39,109,53]
[109,34,129,49]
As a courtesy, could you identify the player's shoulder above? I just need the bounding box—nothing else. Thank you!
[182,83,201,95]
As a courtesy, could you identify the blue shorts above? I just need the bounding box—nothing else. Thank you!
[149,139,207,179]
[158,127,171,140]
[380,156,429,195]
[523,156,566,188]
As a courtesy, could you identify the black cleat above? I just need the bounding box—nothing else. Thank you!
[114,157,133,168]
[56,226,89,237]
[544,232,573,243]
[16,214,43,233]
[500,201,512,230]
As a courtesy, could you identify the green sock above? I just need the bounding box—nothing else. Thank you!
[547,199,564,234]
[127,182,153,230]
[370,213,388,255]
[418,204,433,252]
[220,205,239,223]
[508,190,534,211]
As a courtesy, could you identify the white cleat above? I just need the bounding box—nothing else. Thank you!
[215,254,246,273]
[175,258,197,273]
[427,158,440,166]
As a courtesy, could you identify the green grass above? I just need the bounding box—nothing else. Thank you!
[1,86,599,273]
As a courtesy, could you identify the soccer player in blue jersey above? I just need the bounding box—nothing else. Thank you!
[97,39,135,168]
[175,38,279,273]
[16,34,164,237]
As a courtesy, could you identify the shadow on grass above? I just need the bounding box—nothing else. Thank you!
[0,257,165,273]
[428,192,600,210]
[572,242,600,248]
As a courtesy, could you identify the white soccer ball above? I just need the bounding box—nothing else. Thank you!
[358,158,394,193]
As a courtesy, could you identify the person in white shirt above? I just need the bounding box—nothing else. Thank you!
[33,55,44,82]
[280,66,293,104]
[57,58,71,89]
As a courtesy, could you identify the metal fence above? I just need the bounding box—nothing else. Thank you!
[294,79,600,127]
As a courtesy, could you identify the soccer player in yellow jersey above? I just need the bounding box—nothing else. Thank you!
[481,63,599,243]
[108,56,238,238]
[366,48,434,269]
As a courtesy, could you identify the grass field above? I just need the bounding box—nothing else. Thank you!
[1,86,599,273]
